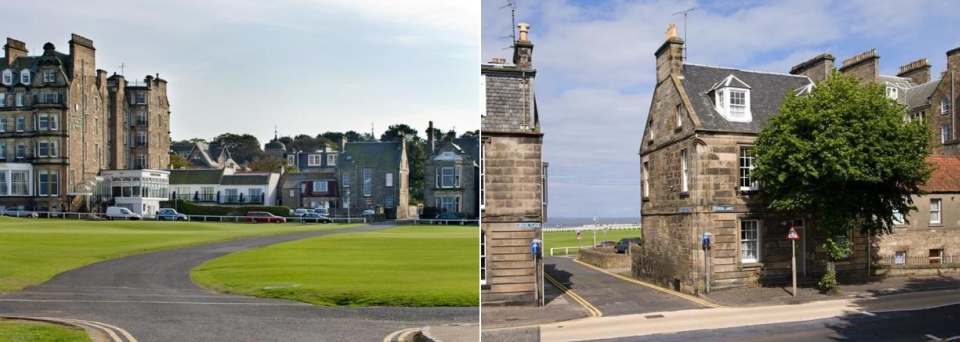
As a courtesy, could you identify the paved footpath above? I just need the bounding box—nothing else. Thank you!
[0,222,477,342]
[544,256,705,317]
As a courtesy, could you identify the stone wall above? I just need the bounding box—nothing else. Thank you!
[578,248,631,269]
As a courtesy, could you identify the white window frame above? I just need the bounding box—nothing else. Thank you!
[714,82,753,122]
[43,70,56,83]
[886,86,898,100]
[38,141,48,157]
[642,161,650,198]
[49,114,58,130]
[39,114,48,131]
[15,116,25,132]
[286,155,295,166]
[313,180,328,193]
[739,147,758,191]
[943,97,952,115]
[895,251,906,265]
[15,93,24,108]
[38,170,48,196]
[1,70,11,85]
[740,220,760,263]
[480,231,487,285]
[893,210,905,226]
[436,196,461,213]
[15,143,24,159]
[249,188,263,203]
[49,170,58,196]
[137,154,147,168]
[680,149,689,192]
[135,92,147,105]
[943,124,952,143]
[385,172,394,187]
[308,154,322,166]
[10,170,30,195]
[289,189,295,198]
[19,69,30,85]
[930,199,942,224]
[439,166,456,188]
[676,104,684,128]
[326,154,337,166]
[363,168,372,197]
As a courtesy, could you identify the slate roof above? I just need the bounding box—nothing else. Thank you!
[453,138,480,163]
[221,174,269,186]
[344,142,402,169]
[170,144,195,155]
[922,155,960,193]
[280,173,309,189]
[904,79,940,110]
[681,64,812,133]
[169,169,226,185]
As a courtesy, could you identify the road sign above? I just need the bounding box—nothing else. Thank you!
[787,226,800,240]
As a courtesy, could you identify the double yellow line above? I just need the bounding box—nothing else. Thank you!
[544,273,602,318]
[572,258,723,308]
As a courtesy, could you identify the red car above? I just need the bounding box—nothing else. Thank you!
[245,211,286,223]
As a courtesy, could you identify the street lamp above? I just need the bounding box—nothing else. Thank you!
[346,189,351,223]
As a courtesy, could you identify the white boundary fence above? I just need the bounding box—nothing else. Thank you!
[1,211,367,224]
[549,246,594,256]
[414,218,479,225]
[543,224,641,233]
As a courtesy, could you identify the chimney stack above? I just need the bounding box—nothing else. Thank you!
[340,136,347,153]
[654,23,684,84]
[947,47,960,74]
[4,38,28,67]
[790,53,836,83]
[513,23,534,69]
[897,58,931,84]
[839,49,880,84]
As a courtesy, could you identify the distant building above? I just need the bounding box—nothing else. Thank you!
[0,34,171,212]
[481,23,548,306]
[424,121,480,219]
[168,168,279,206]
[170,141,239,170]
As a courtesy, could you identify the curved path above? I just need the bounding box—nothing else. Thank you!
[0,222,478,341]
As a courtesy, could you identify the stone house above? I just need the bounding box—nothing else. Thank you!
[0,34,170,212]
[639,25,960,294]
[167,168,279,206]
[424,121,480,219]
[481,23,547,306]
[170,141,239,170]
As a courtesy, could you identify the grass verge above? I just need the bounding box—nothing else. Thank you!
[544,228,642,256]
[0,217,353,293]
[0,319,91,342]
[192,225,477,307]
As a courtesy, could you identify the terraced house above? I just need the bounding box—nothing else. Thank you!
[639,25,960,294]
[0,34,170,212]
[481,23,548,306]
[424,121,480,219]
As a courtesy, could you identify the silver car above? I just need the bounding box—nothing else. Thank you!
[3,208,39,218]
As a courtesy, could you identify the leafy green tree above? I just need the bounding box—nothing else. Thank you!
[753,73,932,292]
[380,124,419,142]
[247,155,296,173]
[169,152,191,169]
[212,133,264,165]
[460,130,479,139]
[344,130,364,142]
[172,138,207,145]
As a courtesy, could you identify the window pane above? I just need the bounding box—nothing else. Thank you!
[740,220,759,263]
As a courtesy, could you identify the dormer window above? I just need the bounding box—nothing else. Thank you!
[710,75,752,122]
[43,70,56,83]
[886,86,898,100]
[1,70,11,85]
[20,70,30,85]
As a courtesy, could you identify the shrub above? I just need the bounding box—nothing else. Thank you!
[161,199,292,217]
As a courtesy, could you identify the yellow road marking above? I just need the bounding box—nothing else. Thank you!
[572,258,723,308]
[544,273,603,318]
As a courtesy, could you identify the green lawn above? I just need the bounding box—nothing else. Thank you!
[192,225,477,307]
[0,217,353,293]
[544,228,641,256]
[0,319,91,342]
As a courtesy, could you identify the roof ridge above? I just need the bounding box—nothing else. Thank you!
[684,63,809,79]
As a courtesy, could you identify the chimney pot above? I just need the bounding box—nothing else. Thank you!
[518,23,530,42]
[665,23,677,40]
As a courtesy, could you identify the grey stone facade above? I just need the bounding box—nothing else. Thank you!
[481,23,546,306]
[424,134,479,219]
[0,34,170,212]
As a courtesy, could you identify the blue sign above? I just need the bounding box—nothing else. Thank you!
[712,206,735,212]
[678,207,692,214]
[516,222,541,228]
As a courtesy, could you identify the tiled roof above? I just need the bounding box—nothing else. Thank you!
[345,142,402,169]
[221,175,269,185]
[922,155,960,193]
[453,137,480,163]
[169,169,225,185]
[904,79,940,110]
[682,64,813,133]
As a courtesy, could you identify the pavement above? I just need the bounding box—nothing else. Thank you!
[0,222,478,342]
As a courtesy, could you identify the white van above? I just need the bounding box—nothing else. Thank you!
[105,206,142,220]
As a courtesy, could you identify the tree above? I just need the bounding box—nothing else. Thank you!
[460,130,479,139]
[169,152,191,169]
[212,133,264,165]
[172,138,207,145]
[344,130,364,142]
[753,73,932,293]
[380,124,419,142]
[247,155,296,173]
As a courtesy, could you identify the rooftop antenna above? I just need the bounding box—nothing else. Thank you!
[119,63,125,76]
[500,1,517,50]
[371,122,375,141]
[672,6,697,60]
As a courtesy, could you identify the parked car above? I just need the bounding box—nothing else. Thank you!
[362,209,375,216]
[105,206,142,220]
[312,208,329,216]
[301,213,331,223]
[594,240,617,248]
[293,208,312,217]
[245,211,286,223]
[433,213,461,225]
[2,208,39,218]
[614,237,643,253]
[156,208,189,221]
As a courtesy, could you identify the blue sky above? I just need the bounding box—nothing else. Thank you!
[481,0,960,218]
[5,0,478,145]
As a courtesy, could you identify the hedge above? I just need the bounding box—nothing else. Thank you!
[161,199,293,217]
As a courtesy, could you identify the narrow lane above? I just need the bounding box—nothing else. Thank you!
[0,223,478,341]
[545,256,705,317]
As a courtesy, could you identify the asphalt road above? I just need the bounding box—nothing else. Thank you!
[544,256,704,316]
[0,222,478,341]
[594,291,960,342]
